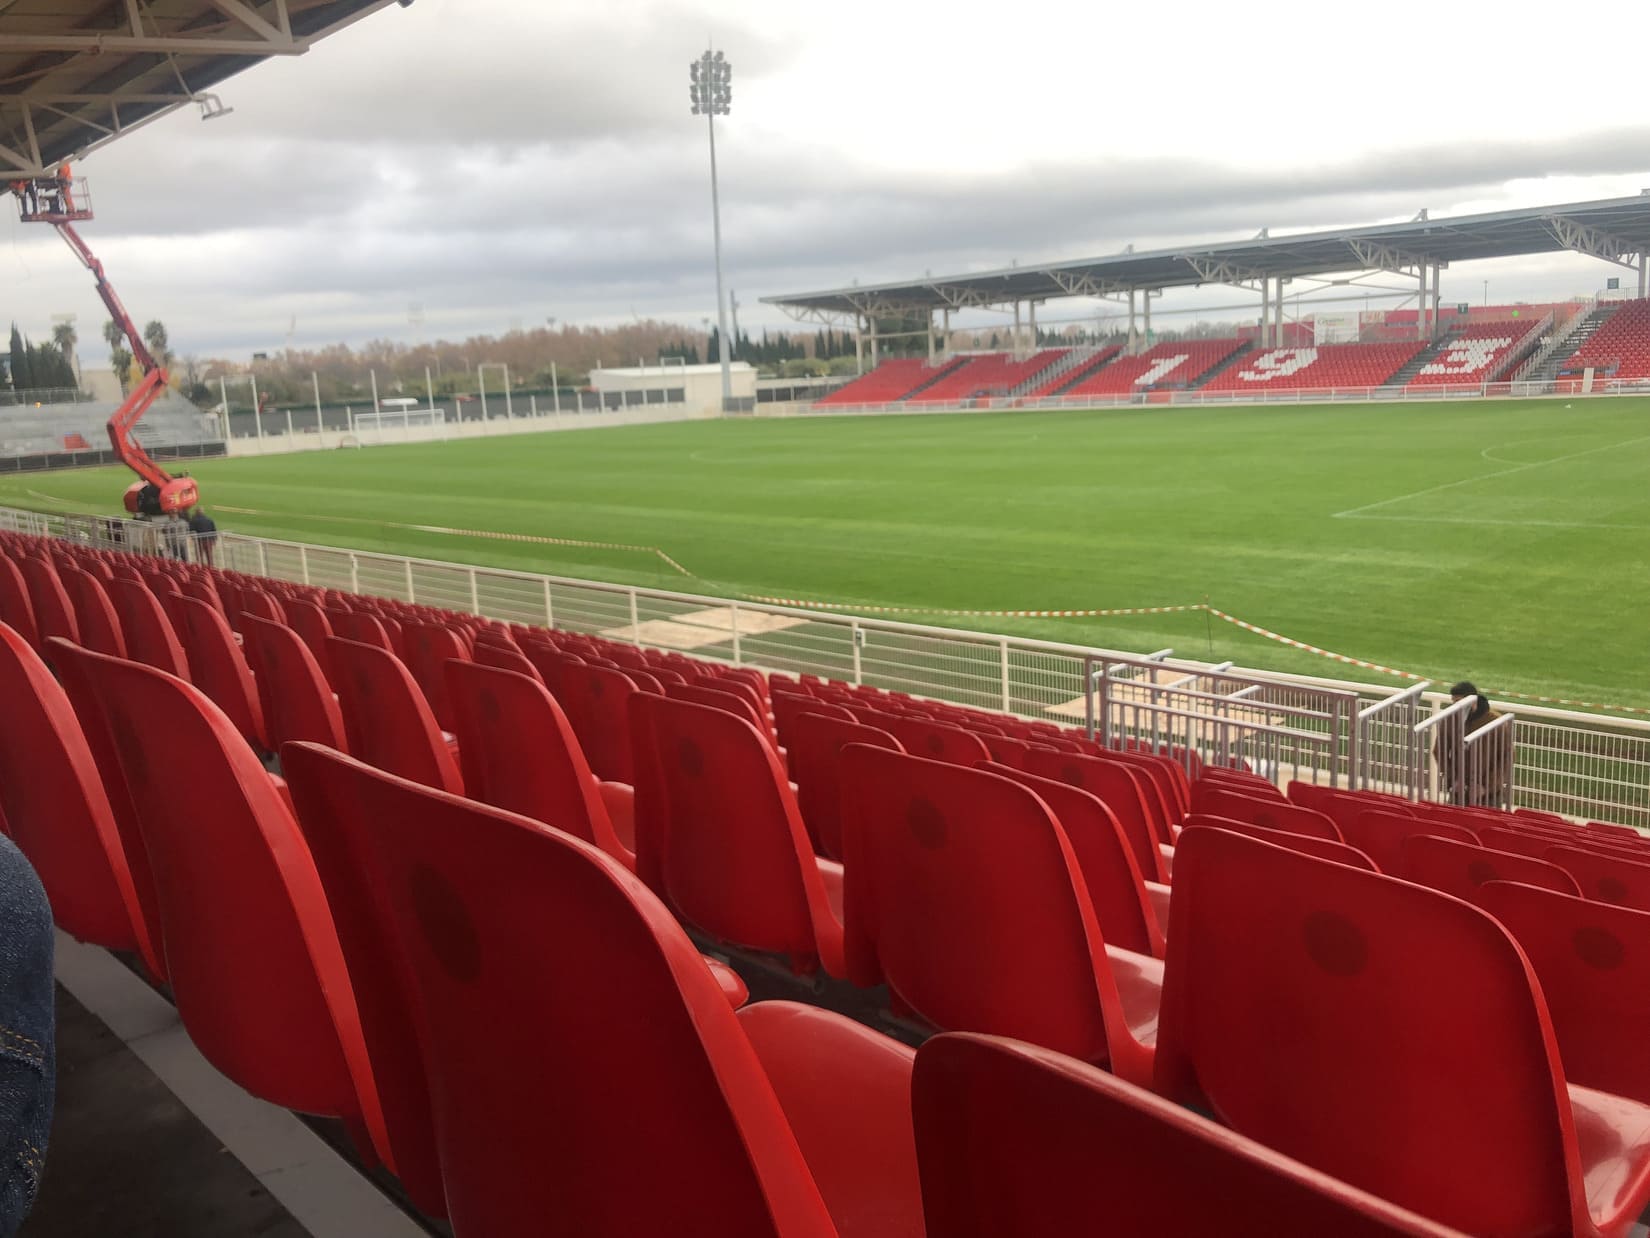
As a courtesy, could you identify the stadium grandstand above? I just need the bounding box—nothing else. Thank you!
[778,196,1650,409]
[7,4,1650,1238]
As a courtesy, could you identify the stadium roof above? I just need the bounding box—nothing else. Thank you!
[764,194,1650,318]
[0,0,407,179]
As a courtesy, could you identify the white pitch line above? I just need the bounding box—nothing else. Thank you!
[1339,513,1650,532]
[1334,432,1650,518]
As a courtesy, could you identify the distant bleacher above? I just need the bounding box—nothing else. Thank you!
[0,395,222,471]
[1405,320,1544,388]
[1061,339,1247,397]
[1559,298,1650,380]
[1201,342,1424,393]
[906,349,1070,404]
[812,358,936,406]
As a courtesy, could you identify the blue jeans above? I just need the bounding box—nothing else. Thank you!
[0,835,52,1236]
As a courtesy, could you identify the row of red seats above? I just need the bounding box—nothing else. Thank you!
[7,532,1650,1233]
[904,350,1070,404]
[814,358,947,406]
[0,533,1493,1234]
[1201,342,1425,392]
[1063,339,1247,396]
[1021,344,1123,397]
[1562,299,1650,380]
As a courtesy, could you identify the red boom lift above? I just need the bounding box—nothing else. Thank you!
[8,169,199,516]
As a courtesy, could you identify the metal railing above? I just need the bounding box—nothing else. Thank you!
[7,503,1647,829]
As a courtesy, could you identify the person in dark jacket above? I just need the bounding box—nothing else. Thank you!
[1436,681,1514,807]
[186,508,218,566]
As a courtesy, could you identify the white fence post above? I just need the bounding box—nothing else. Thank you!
[542,577,554,628]
[628,590,640,642]
[299,545,311,586]
[730,601,742,665]
[349,553,360,594]
[404,559,415,603]
[468,568,480,615]
[1000,637,1012,712]
[851,621,864,686]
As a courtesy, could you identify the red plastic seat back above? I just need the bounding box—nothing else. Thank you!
[632,694,838,974]
[61,567,126,658]
[1155,828,1577,1235]
[329,608,393,653]
[241,616,347,752]
[107,578,189,679]
[67,647,383,1137]
[1543,845,1650,911]
[1340,809,1475,876]
[0,557,40,651]
[1022,748,1168,883]
[771,691,852,751]
[284,599,335,675]
[237,588,287,627]
[840,746,1134,1072]
[1477,881,1650,1107]
[0,626,157,974]
[882,715,992,768]
[914,1033,1459,1238]
[1192,786,1340,841]
[668,680,768,734]
[291,746,837,1238]
[19,557,78,645]
[443,661,628,866]
[1476,825,1569,860]
[400,622,469,729]
[1180,816,1377,871]
[1400,835,1579,901]
[983,763,1162,957]
[788,713,902,860]
[175,594,267,750]
[557,661,638,784]
[472,641,541,682]
[326,637,461,795]
[1097,747,1188,821]
[1197,768,1284,800]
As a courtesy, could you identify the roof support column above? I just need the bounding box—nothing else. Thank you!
[1431,263,1443,341]
[1028,301,1038,357]
[1012,300,1024,361]
[1142,292,1151,349]
[1127,290,1139,355]
[1640,254,1646,299]
[1418,266,1429,342]
[1258,278,1271,348]
[1274,279,1284,346]
[942,308,952,359]
[854,315,865,376]
[926,310,935,364]
[869,315,880,368]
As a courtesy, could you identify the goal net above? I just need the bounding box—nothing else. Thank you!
[354,405,448,436]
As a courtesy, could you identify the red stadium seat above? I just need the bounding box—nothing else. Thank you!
[984,762,1163,956]
[878,714,991,768]
[1399,834,1580,901]
[631,693,847,977]
[1202,342,1425,393]
[0,556,40,652]
[1544,846,1650,912]
[557,660,640,785]
[64,645,391,1163]
[0,625,160,978]
[240,615,348,752]
[444,660,635,870]
[326,636,462,795]
[1154,827,1650,1236]
[19,556,79,646]
[1190,786,1341,840]
[1339,808,1475,875]
[302,742,921,1236]
[1022,748,1171,883]
[1179,816,1377,871]
[284,598,336,675]
[107,578,189,679]
[770,690,853,754]
[913,1033,1461,1237]
[1476,881,1650,1108]
[400,621,469,729]
[472,640,540,681]
[61,566,126,658]
[174,594,267,751]
[840,746,1160,1082]
[786,713,902,860]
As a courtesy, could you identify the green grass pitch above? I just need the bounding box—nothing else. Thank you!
[5,397,1649,710]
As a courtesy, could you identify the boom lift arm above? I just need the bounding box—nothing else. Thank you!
[8,173,198,515]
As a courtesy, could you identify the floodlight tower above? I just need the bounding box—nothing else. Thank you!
[690,47,733,409]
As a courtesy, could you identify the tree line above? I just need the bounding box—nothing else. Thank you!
[2,323,77,394]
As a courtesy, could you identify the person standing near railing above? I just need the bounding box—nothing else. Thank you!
[1436,681,1513,807]
[187,507,217,566]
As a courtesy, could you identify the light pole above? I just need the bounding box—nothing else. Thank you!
[690,47,733,410]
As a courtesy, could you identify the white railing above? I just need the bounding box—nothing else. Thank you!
[15,504,1649,829]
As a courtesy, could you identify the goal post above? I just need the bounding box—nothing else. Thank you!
[352,399,449,441]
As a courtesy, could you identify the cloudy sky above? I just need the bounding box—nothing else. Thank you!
[6,0,1650,365]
